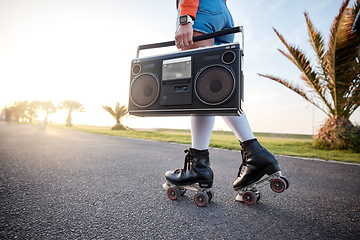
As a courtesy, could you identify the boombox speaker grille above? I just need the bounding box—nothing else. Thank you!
[130,73,159,107]
[195,65,235,105]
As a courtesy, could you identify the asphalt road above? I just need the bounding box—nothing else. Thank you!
[0,123,359,240]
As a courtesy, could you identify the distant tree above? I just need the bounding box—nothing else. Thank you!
[10,101,30,122]
[60,100,84,127]
[102,103,129,130]
[259,0,360,151]
[3,107,11,123]
[27,101,40,122]
[38,100,56,123]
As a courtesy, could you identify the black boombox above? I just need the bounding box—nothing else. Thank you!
[128,27,244,116]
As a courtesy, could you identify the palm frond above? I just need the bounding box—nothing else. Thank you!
[259,0,360,149]
[104,103,129,125]
[102,106,116,118]
[326,0,350,115]
[272,30,335,113]
[305,12,329,83]
[273,29,320,91]
[343,76,360,117]
[258,73,331,117]
[327,0,360,116]
[115,104,129,122]
[61,100,83,111]
[354,0,360,31]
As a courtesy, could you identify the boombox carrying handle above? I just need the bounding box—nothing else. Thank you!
[136,26,244,58]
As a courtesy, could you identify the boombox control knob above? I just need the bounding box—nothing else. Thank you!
[222,50,236,65]
[132,64,141,75]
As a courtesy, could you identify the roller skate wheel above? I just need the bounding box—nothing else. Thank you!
[280,176,289,189]
[206,189,214,202]
[242,191,257,205]
[194,192,209,207]
[270,178,286,193]
[167,187,181,200]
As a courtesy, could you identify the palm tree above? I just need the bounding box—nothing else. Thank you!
[39,100,57,123]
[60,100,84,127]
[259,0,360,150]
[102,103,129,130]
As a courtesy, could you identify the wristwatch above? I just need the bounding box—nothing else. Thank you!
[179,15,194,25]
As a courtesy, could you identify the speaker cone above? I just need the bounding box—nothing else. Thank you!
[130,73,159,107]
[195,65,235,105]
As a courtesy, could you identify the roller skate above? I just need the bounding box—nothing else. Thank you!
[163,148,214,207]
[233,139,289,205]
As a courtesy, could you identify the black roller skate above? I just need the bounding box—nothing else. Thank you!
[163,148,214,207]
[233,139,289,205]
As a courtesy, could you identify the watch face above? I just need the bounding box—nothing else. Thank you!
[180,15,187,24]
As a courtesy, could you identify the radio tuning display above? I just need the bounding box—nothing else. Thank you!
[162,56,192,81]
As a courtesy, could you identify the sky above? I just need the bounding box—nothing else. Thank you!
[1,0,359,134]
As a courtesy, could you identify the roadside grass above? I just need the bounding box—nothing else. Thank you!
[49,124,360,164]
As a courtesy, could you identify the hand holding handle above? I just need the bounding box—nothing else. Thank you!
[136,26,243,58]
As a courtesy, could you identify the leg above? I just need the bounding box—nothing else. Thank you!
[222,113,255,142]
[191,115,215,150]
[222,113,281,190]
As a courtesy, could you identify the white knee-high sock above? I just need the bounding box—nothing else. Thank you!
[191,115,215,150]
[222,113,255,142]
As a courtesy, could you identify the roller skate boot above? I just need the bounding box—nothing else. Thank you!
[233,139,289,205]
[163,148,214,207]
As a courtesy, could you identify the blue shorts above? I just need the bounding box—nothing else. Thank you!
[177,0,235,45]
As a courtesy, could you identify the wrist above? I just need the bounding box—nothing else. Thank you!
[179,15,194,25]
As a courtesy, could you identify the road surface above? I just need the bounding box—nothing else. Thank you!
[0,123,359,239]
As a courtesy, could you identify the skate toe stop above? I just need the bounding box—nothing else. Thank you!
[162,183,171,190]
[235,194,243,202]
